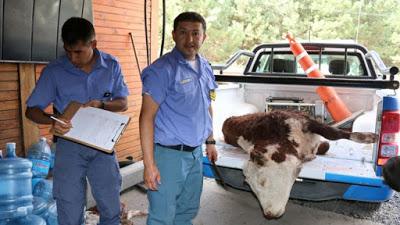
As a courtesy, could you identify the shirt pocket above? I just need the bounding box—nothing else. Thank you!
[174,77,196,94]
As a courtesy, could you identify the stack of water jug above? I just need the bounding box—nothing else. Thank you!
[0,138,58,225]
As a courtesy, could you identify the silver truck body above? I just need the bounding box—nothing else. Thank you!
[203,42,399,201]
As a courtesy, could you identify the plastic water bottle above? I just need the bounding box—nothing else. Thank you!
[33,179,53,201]
[46,201,58,225]
[27,138,51,178]
[2,214,46,225]
[50,143,56,169]
[0,143,33,220]
[32,197,50,221]
[32,178,43,191]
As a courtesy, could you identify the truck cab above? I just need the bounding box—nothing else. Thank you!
[203,42,400,202]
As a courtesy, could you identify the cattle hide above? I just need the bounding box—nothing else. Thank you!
[222,111,377,219]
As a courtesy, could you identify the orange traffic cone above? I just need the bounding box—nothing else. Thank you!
[285,33,351,122]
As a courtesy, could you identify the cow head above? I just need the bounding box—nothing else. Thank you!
[222,111,377,219]
[227,115,322,219]
[243,154,301,219]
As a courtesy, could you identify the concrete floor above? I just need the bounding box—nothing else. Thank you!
[120,178,383,225]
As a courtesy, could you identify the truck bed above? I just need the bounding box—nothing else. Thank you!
[212,140,384,187]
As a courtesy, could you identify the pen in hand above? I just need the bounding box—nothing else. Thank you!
[49,116,72,135]
[50,116,68,126]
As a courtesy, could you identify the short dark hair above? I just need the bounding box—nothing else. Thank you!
[383,156,400,192]
[62,17,95,46]
[173,12,206,32]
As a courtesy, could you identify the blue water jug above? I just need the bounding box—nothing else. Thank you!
[46,201,58,225]
[32,197,49,221]
[27,137,51,178]
[33,179,53,201]
[0,143,33,220]
[1,214,46,225]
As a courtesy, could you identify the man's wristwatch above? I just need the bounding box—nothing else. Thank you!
[205,139,216,145]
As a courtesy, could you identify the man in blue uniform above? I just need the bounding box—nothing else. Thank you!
[139,12,218,225]
[25,17,129,225]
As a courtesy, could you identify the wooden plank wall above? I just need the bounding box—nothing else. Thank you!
[19,64,40,154]
[35,64,53,142]
[91,0,158,161]
[0,0,158,161]
[0,64,23,156]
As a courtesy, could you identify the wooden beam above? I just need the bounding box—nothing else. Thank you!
[150,0,159,63]
[18,64,40,155]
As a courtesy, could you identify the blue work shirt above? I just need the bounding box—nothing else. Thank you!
[141,48,218,147]
[27,49,129,113]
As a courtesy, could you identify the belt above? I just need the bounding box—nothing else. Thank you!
[156,143,198,152]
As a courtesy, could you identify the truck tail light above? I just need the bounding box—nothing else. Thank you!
[377,100,400,166]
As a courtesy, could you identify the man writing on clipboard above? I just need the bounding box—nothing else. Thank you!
[25,17,129,225]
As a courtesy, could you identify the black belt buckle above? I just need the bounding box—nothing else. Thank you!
[157,143,197,152]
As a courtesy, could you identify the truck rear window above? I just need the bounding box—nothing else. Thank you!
[253,53,366,77]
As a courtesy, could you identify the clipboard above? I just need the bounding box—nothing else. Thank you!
[53,101,131,153]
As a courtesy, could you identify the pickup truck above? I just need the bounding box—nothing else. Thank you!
[203,42,400,202]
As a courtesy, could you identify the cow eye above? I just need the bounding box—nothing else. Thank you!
[260,178,267,187]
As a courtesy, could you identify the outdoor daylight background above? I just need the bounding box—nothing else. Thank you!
[159,0,400,67]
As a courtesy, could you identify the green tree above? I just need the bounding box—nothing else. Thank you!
[159,0,400,67]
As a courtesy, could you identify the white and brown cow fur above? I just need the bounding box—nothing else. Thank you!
[222,111,377,219]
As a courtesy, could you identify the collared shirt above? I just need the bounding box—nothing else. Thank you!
[27,49,129,113]
[141,48,218,147]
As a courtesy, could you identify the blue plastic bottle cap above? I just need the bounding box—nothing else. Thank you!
[6,143,16,149]
[5,143,16,158]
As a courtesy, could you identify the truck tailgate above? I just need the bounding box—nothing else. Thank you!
[211,141,385,187]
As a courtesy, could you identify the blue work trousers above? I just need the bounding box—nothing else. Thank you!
[53,138,122,225]
[147,145,203,225]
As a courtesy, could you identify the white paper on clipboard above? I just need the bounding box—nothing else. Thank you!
[54,102,130,153]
